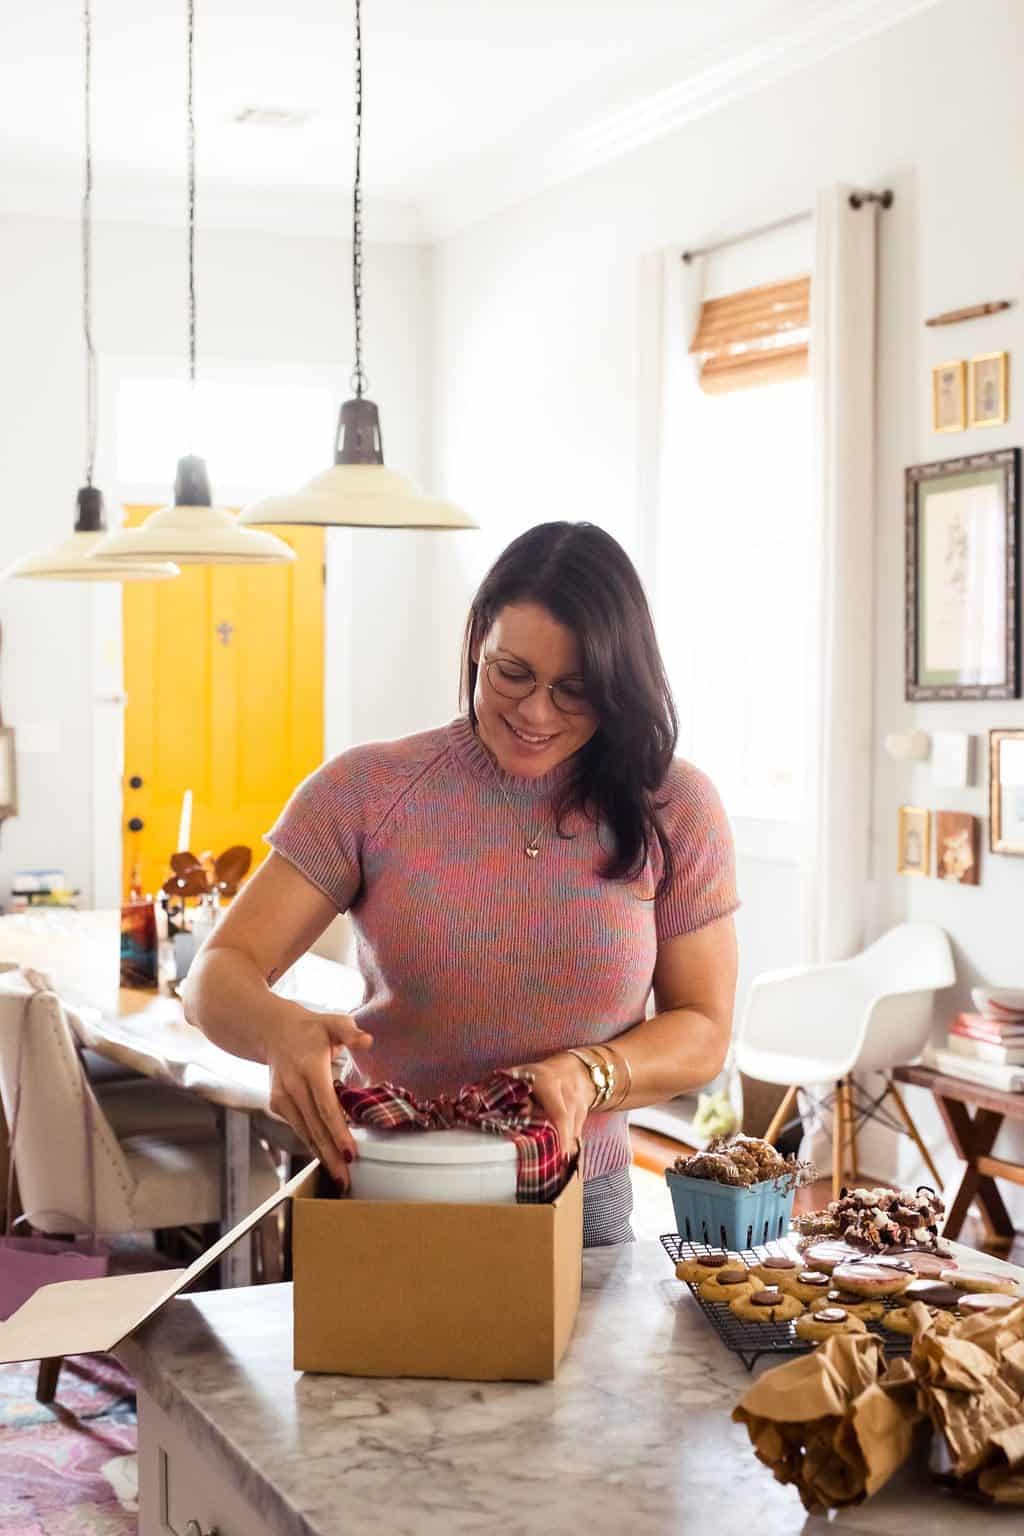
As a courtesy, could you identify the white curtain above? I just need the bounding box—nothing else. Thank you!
[800,184,879,965]
[642,247,705,757]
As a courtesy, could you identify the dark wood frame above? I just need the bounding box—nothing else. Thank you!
[905,447,1020,701]
[893,1064,1024,1245]
[989,726,1024,856]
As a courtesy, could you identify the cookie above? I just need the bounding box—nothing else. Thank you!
[830,1260,912,1298]
[800,1239,869,1274]
[899,1249,956,1279]
[675,1250,735,1284]
[698,1265,758,1303]
[810,1288,885,1323]
[784,1269,833,1303]
[956,1291,1022,1317]
[730,1286,804,1324]
[749,1255,802,1287]
[903,1279,961,1311]
[883,1302,954,1338]
[795,1307,866,1341]
[941,1268,1019,1297]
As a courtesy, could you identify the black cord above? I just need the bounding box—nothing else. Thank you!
[187,0,196,389]
[351,0,367,397]
[82,0,97,486]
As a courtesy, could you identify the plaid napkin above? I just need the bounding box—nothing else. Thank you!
[335,1070,567,1202]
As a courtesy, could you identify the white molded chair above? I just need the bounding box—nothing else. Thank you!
[735,923,956,1196]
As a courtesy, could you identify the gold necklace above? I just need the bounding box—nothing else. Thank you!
[481,731,547,858]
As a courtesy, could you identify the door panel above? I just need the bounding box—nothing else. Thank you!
[122,506,323,901]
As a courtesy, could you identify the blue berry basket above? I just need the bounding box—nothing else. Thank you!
[665,1169,795,1251]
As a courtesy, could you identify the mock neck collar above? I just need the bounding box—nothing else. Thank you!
[446,714,577,799]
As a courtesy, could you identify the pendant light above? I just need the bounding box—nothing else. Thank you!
[5,0,177,584]
[91,0,294,567]
[239,0,476,532]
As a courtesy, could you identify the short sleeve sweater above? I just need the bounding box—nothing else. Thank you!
[265,714,739,1182]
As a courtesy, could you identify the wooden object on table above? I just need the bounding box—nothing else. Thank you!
[925,300,1012,327]
[893,1063,1024,1247]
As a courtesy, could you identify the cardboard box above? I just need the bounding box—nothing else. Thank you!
[0,1163,583,1383]
[293,1163,582,1380]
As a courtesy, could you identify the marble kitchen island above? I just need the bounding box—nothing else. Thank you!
[118,1241,1003,1536]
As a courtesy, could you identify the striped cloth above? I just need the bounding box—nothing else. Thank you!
[582,1168,636,1248]
[336,1070,567,1203]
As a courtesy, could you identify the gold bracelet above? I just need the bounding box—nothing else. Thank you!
[566,1047,609,1110]
[590,1045,617,1111]
[599,1043,633,1110]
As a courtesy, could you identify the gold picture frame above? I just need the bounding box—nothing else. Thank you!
[897,804,931,875]
[989,728,1024,856]
[969,351,1009,428]
[932,360,966,433]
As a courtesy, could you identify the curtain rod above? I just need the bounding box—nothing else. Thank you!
[681,188,893,265]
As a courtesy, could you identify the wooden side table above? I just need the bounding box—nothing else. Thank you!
[892,1064,1024,1245]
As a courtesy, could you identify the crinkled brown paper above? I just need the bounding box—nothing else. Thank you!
[732,1300,1024,1513]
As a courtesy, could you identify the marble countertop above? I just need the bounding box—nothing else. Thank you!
[119,1241,1010,1536]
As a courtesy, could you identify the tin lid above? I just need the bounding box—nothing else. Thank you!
[350,1125,518,1166]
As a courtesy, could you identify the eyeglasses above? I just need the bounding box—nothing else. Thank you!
[482,656,592,716]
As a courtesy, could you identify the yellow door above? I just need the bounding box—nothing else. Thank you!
[121,507,324,902]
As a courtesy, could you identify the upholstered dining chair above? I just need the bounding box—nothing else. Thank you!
[734,923,956,1197]
[0,968,280,1403]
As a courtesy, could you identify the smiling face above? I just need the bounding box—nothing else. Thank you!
[471,601,600,778]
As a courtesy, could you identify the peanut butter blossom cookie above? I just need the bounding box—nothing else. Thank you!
[730,1285,804,1324]
[749,1255,801,1287]
[698,1266,758,1304]
[795,1306,867,1341]
[785,1270,833,1304]
[675,1250,734,1284]
[810,1288,884,1322]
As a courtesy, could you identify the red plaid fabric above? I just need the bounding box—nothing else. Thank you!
[335,1070,567,1203]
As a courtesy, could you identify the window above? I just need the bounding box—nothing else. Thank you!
[659,274,812,828]
[114,365,339,496]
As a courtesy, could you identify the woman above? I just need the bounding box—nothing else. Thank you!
[183,521,739,1245]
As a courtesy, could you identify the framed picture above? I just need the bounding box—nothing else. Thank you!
[935,810,979,884]
[905,448,1020,700]
[897,805,931,876]
[0,727,16,819]
[990,728,1024,855]
[969,352,1009,428]
[932,360,966,433]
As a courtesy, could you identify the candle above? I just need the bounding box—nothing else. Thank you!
[177,788,193,854]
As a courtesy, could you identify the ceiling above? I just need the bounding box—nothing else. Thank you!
[1,0,937,240]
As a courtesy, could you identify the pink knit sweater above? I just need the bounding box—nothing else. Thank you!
[266,715,739,1181]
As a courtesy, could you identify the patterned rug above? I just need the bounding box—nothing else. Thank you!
[0,1353,138,1534]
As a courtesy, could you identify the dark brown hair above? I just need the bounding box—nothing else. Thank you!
[459,521,677,895]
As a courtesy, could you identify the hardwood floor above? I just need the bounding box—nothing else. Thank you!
[631,1129,1024,1264]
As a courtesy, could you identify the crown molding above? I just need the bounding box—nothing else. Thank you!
[424,0,941,240]
[0,163,428,246]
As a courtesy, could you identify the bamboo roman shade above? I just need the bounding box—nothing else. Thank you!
[690,275,810,394]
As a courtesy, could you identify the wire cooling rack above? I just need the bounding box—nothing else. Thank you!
[661,1233,916,1371]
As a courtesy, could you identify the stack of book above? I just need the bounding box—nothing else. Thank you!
[930,993,1024,1091]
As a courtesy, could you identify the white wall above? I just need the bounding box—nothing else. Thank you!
[0,213,443,908]
[430,0,1024,1197]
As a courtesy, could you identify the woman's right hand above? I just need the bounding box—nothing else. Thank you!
[265,1006,374,1188]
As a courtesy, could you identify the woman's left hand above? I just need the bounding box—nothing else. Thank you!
[510,1051,593,1160]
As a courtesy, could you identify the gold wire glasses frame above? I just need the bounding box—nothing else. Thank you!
[482,657,592,716]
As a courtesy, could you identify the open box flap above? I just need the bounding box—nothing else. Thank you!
[0,1159,319,1365]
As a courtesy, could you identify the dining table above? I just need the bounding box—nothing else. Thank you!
[0,907,365,1286]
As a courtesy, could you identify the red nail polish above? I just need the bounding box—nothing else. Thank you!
[343,1149,353,1164]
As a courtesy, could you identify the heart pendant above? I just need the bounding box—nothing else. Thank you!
[525,845,539,859]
